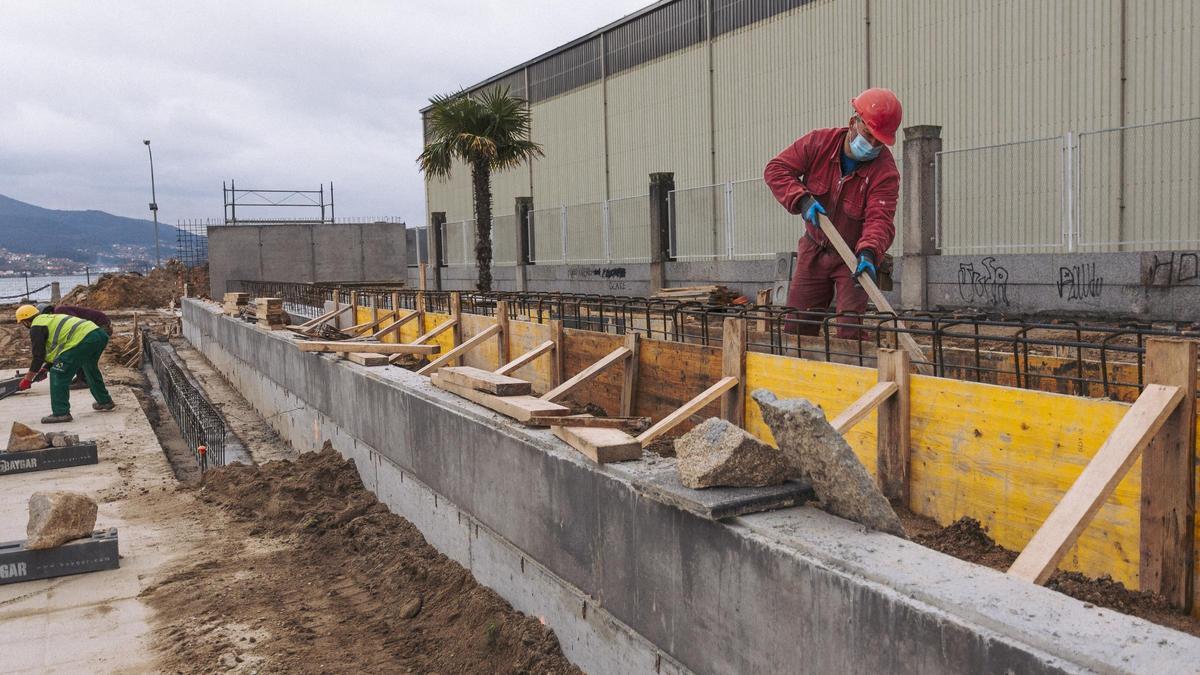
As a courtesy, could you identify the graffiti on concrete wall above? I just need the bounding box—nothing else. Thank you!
[568,267,627,280]
[1142,252,1199,287]
[957,257,1010,306]
[1057,262,1104,302]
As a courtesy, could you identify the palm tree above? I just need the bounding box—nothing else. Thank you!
[418,87,543,292]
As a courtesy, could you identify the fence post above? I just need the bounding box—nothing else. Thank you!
[429,212,446,291]
[560,206,568,263]
[50,282,60,303]
[900,125,941,311]
[1140,338,1197,611]
[1064,131,1076,252]
[515,197,532,292]
[603,200,612,263]
[648,172,675,293]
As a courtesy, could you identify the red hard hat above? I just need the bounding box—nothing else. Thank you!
[851,88,902,145]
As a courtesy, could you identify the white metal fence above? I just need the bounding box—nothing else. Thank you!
[937,117,1200,254]
[669,179,811,260]
[527,195,652,264]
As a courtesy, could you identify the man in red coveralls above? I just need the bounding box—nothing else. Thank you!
[763,88,903,339]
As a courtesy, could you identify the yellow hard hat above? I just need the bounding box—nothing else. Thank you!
[14,305,38,322]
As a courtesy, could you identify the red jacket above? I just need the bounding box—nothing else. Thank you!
[763,127,899,258]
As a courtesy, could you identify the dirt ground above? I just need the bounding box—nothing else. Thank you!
[141,445,580,674]
[897,509,1200,637]
[59,261,208,309]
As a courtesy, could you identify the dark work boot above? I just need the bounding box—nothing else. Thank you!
[93,402,116,412]
[41,413,73,424]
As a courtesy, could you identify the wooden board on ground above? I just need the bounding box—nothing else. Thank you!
[1007,383,1184,584]
[430,373,570,422]
[524,415,649,430]
[551,423,642,463]
[608,460,815,520]
[296,340,440,355]
[439,366,532,396]
[345,352,389,366]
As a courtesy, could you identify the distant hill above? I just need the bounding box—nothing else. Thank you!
[0,193,178,263]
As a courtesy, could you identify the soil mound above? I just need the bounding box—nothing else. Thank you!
[144,444,580,673]
[60,260,207,310]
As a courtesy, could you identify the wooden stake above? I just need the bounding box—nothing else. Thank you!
[449,292,463,363]
[408,318,457,345]
[875,348,912,503]
[496,300,510,370]
[1008,384,1184,584]
[496,340,555,377]
[416,290,427,334]
[418,262,428,291]
[1140,338,1198,610]
[721,317,747,426]
[372,310,420,341]
[417,323,500,376]
[349,291,359,330]
[620,332,640,417]
[548,319,564,387]
[636,376,739,447]
[829,381,898,434]
[754,289,771,333]
[541,347,631,403]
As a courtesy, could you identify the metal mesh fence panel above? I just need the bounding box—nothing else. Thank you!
[729,179,797,259]
[491,214,517,265]
[669,183,727,260]
[1077,117,1200,252]
[936,136,1066,254]
[529,207,565,263]
[565,201,606,263]
[443,219,472,266]
[607,194,651,262]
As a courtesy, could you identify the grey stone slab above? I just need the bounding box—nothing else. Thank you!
[609,458,813,520]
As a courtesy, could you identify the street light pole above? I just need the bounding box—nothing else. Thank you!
[143,139,161,267]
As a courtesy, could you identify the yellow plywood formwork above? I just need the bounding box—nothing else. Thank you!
[743,350,1144,589]
[504,320,555,394]
[743,352,879,473]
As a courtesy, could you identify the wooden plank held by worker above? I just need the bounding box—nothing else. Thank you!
[1007,383,1184,585]
[815,214,930,374]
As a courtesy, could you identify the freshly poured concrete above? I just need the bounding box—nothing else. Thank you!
[184,298,1200,674]
[0,386,182,674]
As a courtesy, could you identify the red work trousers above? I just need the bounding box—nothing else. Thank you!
[785,235,868,339]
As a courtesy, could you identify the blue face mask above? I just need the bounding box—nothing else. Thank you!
[848,131,882,162]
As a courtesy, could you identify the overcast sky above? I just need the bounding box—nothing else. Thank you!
[0,1,650,226]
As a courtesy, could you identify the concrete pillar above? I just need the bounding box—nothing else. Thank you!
[50,282,60,303]
[648,172,674,293]
[899,125,942,311]
[429,211,446,291]
[515,197,532,293]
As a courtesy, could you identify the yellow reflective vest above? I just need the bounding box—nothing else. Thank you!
[31,313,98,362]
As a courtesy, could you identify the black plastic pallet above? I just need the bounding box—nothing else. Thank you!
[0,442,99,476]
[0,528,120,585]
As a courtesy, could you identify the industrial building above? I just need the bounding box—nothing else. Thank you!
[420,0,1199,317]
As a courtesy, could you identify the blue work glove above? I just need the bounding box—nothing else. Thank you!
[854,250,877,284]
[797,195,826,225]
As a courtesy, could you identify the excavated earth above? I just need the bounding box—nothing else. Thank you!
[897,509,1200,638]
[141,445,581,674]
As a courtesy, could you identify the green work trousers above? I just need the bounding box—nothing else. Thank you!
[49,329,112,416]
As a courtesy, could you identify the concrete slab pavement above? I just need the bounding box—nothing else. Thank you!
[0,383,198,674]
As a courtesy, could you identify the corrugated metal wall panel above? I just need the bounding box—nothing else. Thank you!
[711,0,866,183]
[424,157,475,223]
[425,0,1198,261]
[606,0,705,75]
[607,44,711,198]
[529,83,607,208]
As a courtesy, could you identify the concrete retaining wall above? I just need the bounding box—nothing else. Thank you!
[183,298,1200,674]
[209,221,407,295]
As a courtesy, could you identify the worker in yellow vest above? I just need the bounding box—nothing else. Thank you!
[14,304,115,423]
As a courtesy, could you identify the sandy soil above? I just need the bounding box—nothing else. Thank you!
[141,446,580,675]
[897,508,1200,637]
